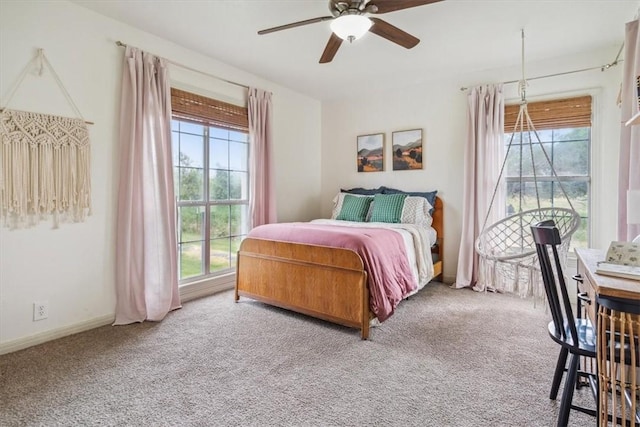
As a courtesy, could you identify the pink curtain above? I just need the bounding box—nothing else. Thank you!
[618,19,640,241]
[248,87,277,228]
[454,84,505,290]
[114,47,181,325]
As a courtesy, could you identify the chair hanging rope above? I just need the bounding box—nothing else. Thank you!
[475,30,581,298]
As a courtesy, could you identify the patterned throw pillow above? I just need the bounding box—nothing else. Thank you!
[401,196,433,227]
[369,193,408,223]
[336,194,373,222]
[332,193,373,219]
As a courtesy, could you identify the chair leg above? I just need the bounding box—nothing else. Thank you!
[550,347,568,400]
[558,353,579,427]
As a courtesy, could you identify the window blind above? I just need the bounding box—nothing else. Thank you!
[504,95,592,131]
[171,88,248,132]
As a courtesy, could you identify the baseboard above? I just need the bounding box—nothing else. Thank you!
[442,274,455,285]
[0,274,237,356]
[0,314,115,356]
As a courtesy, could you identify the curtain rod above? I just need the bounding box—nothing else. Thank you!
[115,41,250,90]
[459,43,625,92]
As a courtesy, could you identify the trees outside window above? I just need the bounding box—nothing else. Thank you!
[172,119,249,282]
[504,96,591,251]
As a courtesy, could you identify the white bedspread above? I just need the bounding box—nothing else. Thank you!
[310,219,436,292]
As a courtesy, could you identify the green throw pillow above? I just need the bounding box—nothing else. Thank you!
[369,193,407,223]
[336,195,372,222]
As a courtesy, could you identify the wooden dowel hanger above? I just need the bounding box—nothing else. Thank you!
[0,108,94,125]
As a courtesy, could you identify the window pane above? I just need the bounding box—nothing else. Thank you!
[210,238,231,272]
[210,169,230,200]
[178,167,203,201]
[210,127,229,140]
[571,217,589,252]
[210,138,229,169]
[505,132,521,144]
[229,130,248,143]
[178,133,204,168]
[506,181,553,212]
[171,120,179,132]
[230,171,248,200]
[506,140,552,177]
[231,205,249,236]
[179,121,204,136]
[230,141,248,171]
[534,129,553,143]
[210,205,230,238]
[179,206,204,243]
[553,181,589,216]
[554,127,589,142]
[180,242,203,279]
[552,140,589,176]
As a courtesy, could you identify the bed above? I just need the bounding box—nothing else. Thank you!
[234,194,443,339]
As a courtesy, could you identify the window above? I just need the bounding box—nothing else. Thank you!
[504,95,591,250]
[170,89,250,283]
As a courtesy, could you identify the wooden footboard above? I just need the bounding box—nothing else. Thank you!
[235,196,444,339]
[235,238,370,339]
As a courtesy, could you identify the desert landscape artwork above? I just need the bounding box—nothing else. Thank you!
[392,129,422,170]
[357,133,384,172]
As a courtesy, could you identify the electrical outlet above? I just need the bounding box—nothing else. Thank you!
[33,301,48,321]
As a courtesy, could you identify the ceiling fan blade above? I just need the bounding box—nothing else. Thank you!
[258,16,334,35]
[368,17,419,49]
[319,33,343,64]
[368,0,443,14]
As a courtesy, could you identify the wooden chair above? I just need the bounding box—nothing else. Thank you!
[531,220,598,427]
[597,294,640,426]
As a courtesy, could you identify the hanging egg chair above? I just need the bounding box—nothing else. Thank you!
[475,31,581,298]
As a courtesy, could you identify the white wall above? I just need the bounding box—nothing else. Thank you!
[321,46,623,283]
[0,0,321,352]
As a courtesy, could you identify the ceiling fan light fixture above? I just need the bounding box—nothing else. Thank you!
[330,14,372,42]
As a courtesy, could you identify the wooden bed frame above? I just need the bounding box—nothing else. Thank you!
[234,197,444,339]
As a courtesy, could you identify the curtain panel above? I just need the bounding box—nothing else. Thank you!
[455,84,505,290]
[619,19,640,241]
[114,47,181,325]
[248,87,277,228]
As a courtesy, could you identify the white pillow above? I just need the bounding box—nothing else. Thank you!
[400,196,433,227]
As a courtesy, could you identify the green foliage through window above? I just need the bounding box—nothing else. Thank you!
[172,119,249,282]
[504,127,590,251]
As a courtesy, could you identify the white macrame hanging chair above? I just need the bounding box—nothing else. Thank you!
[475,31,581,298]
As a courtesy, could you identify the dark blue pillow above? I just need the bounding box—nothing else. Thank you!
[341,186,385,196]
[383,187,438,214]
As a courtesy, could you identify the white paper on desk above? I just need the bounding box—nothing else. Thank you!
[604,241,640,266]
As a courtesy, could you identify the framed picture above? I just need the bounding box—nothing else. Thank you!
[357,133,384,172]
[392,129,423,170]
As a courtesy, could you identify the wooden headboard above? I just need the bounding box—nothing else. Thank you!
[431,196,444,279]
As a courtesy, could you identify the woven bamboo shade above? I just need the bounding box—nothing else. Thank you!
[171,88,248,132]
[505,95,592,132]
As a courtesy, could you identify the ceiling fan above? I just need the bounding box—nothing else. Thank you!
[257,0,444,64]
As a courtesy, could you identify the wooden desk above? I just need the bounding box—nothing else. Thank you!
[575,248,640,325]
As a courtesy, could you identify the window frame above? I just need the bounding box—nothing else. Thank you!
[171,88,250,285]
[503,95,593,251]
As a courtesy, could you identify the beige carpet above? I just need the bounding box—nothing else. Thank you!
[0,282,595,426]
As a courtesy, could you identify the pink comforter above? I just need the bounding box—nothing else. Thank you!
[248,223,416,322]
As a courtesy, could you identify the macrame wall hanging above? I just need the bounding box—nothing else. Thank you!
[0,49,92,229]
[475,31,581,299]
